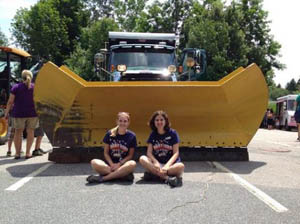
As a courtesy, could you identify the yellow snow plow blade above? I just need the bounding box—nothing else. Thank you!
[34,62,268,148]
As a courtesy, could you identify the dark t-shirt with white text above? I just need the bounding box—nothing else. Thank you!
[103,130,137,163]
[147,129,180,164]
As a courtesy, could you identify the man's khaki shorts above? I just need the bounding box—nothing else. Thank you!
[12,117,39,129]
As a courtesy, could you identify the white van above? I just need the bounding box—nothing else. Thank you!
[275,94,297,130]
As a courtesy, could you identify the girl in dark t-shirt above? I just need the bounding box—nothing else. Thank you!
[139,110,185,187]
[87,112,137,183]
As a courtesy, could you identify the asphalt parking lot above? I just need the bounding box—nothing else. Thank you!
[1,129,300,224]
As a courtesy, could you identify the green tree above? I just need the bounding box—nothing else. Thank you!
[269,86,289,101]
[65,18,119,80]
[181,0,283,84]
[285,78,297,92]
[11,0,89,65]
[185,0,232,80]
[160,0,193,34]
[296,78,300,91]
[135,1,165,33]
[85,0,116,20]
[114,0,148,31]
[86,0,147,32]
[237,0,284,85]
[0,27,8,46]
[135,0,192,34]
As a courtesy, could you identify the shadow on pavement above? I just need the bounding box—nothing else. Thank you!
[0,156,28,166]
[85,180,134,187]
[6,160,266,178]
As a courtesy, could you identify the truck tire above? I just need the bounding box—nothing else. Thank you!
[0,118,8,145]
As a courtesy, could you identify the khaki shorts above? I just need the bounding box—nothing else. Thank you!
[12,117,39,129]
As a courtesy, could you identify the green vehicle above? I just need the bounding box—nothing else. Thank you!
[178,48,207,81]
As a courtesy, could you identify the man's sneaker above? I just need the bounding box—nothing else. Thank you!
[120,173,134,182]
[32,149,43,156]
[165,176,182,188]
[6,151,12,157]
[86,175,103,184]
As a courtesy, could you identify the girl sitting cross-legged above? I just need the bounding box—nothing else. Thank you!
[87,112,137,184]
[139,110,184,187]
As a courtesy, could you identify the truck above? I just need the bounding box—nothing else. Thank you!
[275,94,298,130]
[0,46,31,144]
[34,32,268,162]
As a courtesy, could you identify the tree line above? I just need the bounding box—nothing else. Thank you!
[269,78,300,101]
[0,0,289,87]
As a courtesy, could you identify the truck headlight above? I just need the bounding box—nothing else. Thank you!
[117,64,127,72]
[168,65,176,73]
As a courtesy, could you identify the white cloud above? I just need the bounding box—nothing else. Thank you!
[0,0,38,41]
[0,0,37,19]
[263,0,300,86]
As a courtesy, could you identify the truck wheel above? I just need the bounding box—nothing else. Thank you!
[0,118,8,145]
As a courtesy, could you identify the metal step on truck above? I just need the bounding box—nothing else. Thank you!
[34,32,268,163]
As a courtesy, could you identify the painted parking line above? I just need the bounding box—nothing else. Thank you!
[5,163,52,191]
[211,162,288,213]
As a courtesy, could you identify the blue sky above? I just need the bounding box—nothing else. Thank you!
[0,0,299,86]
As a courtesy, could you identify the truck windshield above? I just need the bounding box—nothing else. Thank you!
[111,48,175,69]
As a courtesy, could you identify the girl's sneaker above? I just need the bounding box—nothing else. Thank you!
[86,175,103,184]
[165,176,183,188]
[120,173,134,182]
[6,151,11,157]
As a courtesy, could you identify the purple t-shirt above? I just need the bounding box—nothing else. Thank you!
[147,129,180,164]
[10,82,37,118]
[103,130,137,163]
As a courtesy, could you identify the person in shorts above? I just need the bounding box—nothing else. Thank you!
[86,112,137,184]
[4,70,38,159]
[139,110,185,188]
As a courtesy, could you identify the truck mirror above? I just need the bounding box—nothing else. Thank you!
[94,53,105,64]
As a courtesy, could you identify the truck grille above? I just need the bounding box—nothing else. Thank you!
[120,73,172,81]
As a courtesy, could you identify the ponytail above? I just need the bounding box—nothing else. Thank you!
[110,126,119,137]
[21,70,33,89]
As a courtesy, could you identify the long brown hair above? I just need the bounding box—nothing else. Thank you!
[149,110,170,132]
[110,112,130,137]
[21,70,33,89]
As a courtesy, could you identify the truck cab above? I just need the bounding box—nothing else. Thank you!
[103,32,178,81]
